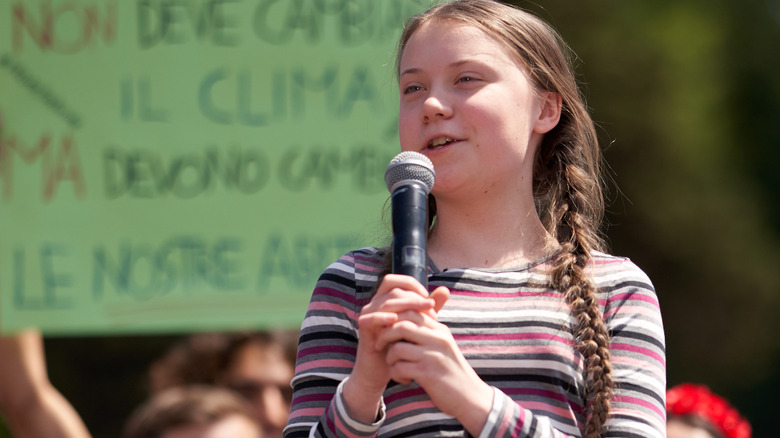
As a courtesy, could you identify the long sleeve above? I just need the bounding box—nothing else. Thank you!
[599,257,666,437]
[474,256,666,438]
[284,249,380,438]
[284,249,666,438]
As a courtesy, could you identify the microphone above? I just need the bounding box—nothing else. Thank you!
[384,151,435,288]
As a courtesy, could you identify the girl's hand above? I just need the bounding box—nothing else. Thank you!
[376,300,494,436]
[343,274,443,422]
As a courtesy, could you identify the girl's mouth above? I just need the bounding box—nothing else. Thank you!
[428,136,456,149]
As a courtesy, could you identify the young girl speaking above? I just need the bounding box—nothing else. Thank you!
[285,1,666,437]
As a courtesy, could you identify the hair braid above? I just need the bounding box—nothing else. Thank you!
[545,142,613,438]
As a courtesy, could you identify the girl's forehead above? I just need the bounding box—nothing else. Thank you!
[400,19,525,74]
[409,19,493,45]
[404,21,499,58]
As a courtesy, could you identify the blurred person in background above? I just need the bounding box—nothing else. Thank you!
[0,328,91,438]
[123,385,263,438]
[666,383,751,438]
[148,331,297,438]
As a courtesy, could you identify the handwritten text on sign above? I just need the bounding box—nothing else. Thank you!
[0,0,433,334]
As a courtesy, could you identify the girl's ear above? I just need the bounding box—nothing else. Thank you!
[533,91,562,134]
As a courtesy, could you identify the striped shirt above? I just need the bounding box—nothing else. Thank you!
[285,247,666,438]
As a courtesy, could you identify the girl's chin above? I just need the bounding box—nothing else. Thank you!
[428,177,467,200]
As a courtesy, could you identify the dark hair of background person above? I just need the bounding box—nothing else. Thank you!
[123,385,262,438]
[147,331,297,393]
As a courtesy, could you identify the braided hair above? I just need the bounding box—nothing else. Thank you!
[388,1,613,436]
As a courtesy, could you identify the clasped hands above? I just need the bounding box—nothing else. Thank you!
[346,274,493,431]
[359,274,451,385]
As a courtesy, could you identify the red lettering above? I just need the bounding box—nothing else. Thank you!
[0,129,86,201]
[12,1,117,53]
[43,135,86,201]
[0,131,51,200]
[12,3,52,51]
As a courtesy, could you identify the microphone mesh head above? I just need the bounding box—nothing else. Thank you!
[385,151,435,194]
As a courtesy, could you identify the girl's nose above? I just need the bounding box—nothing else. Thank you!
[422,93,452,122]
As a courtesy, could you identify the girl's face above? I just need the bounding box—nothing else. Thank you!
[398,19,560,200]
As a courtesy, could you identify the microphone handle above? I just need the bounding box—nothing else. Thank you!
[391,181,429,288]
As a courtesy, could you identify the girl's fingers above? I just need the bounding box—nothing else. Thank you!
[396,309,427,325]
[368,295,435,315]
[374,312,436,351]
[385,342,424,385]
[385,339,423,368]
[358,312,398,333]
[362,278,450,351]
[376,274,430,298]
[369,277,450,316]
[429,286,450,313]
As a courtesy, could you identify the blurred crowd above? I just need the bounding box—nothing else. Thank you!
[0,329,297,438]
[0,329,753,438]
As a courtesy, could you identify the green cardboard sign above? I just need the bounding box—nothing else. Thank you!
[0,0,433,335]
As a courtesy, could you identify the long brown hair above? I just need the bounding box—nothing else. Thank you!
[392,1,612,436]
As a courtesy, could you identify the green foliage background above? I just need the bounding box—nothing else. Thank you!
[524,0,780,434]
[3,0,779,436]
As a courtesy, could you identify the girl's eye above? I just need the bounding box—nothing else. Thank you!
[458,76,475,84]
[403,85,422,94]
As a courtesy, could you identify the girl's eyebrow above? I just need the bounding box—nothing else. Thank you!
[399,58,485,78]
[399,67,421,77]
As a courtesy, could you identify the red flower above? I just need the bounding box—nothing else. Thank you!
[666,383,752,438]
